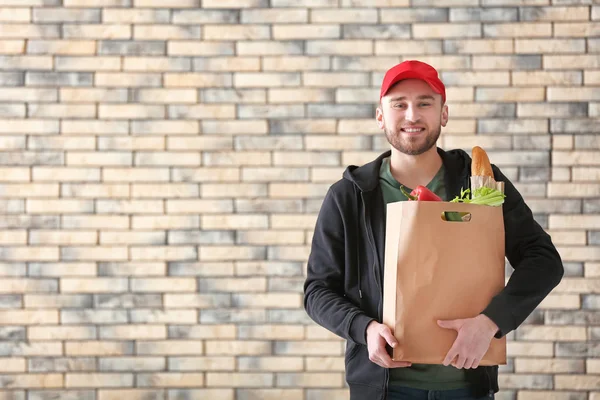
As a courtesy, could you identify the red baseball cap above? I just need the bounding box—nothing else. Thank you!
[379,60,446,103]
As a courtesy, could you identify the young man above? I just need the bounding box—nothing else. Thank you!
[303,60,564,400]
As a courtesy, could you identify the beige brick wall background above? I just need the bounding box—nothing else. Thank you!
[0,0,598,399]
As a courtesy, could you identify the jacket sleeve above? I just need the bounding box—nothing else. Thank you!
[303,187,375,346]
[481,166,564,338]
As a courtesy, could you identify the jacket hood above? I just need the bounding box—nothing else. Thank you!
[342,147,472,196]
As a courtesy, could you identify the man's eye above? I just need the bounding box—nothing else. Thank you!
[394,104,406,108]
[420,103,431,107]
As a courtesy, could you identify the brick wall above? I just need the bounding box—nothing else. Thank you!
[0,0,598,399]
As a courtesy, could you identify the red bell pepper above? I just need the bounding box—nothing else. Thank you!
[400,185,442,202]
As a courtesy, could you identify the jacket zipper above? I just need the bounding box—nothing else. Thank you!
[361,192,388,398]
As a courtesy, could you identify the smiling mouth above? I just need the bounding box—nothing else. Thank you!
[401,128,425,133]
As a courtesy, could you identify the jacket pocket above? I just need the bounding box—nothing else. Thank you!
[345,342,361,367]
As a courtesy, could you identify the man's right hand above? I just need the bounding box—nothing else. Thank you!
[366,320,412,369]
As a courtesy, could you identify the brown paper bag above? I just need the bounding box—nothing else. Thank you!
[382,201,507,365]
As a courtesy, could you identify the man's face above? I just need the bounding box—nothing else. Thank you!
[376,79,448,156]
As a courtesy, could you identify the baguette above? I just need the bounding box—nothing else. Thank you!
[471,146,494,178]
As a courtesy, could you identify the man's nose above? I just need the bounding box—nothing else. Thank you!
[405,105,420,123]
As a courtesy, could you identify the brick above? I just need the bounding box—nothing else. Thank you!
[478,120,548,134]
[441,71,509,86]
[0,55,52,70]
[515,38,585,53]
[236,231,304,245]
[549,87,600,102]
[555,375,600,390]
[172,9,238,24]
[33,8,100,22]
[0,8,29,22]
[134,152,200,166]
[131,184,198,198]
[66,373,133,388]
[498,374,553,389]
[414,23,481,38]
[134,25,200,40]
[98,262,165,277]
[269,183,329,198]
[0,119,58,135]
[204,25,270,40]
[0,310,57,325]
[0,88,56,102]
[242,8,306,23]
[450,7,517,21]
[64,0,131,4]
[0,342,62,356]
[277,372,343,388]
[307,104,373,119]
[27,104,96,119]
[305,72,371,88]
[573,167,600,181]
[99,357,164,371]
[238,389,303,400]
[136,373,204,388]
[28,326,96,340]
[274,341,341,356]
[411,0,476,5]
[207,373,273,387]
[237,40,303,56]
[474,88,543,103]
[26,72,93,86]
[28,358,96,372]
[556,342,600,358]
[0,326,25,340]
[136,340,203,356]
[62,310,128,325]
[555,22,600,37]
[61,278,128,293]
[130,310,196,324]
[306,389,349,400]
[515,358,585,373]
[131,120,198,135]
[59,247,126,262]
[272,0,335,5]
[0,358,24,372]
[199,89,267,104]
[26,199,94,214]
[518,103,587,117]
[95,294,162,309]
[553,151,600,166]
[99,104,165,119]
[61,184,129,198]
[168,136,232,151]
[133,88,196,103]
[0,23,59,38]
[550,215,600,229]
[168,41,235,56]
[199,246,266,262]
[306,40,372,55]
[343,24,410,39]
[97,202,163,217]
[330,56,396,72]
[305,357,345,371]
[202,121,266,135]
[473,55,541,70]
[0,39,24,53]
[168,390,233,400]
[0,71,23,86]
[102,8,168,23]
[131,278,196,292]
[195,58,259,73]
[28,262,96,277]
[484,22,552,37]
[0,279,56,294]
[99,325,166,340]
[522,6,589,20]
[0,374,62,388]
[168,325,235,339]
[166,200,233,215]
[124,56,191,71]
[204,0,266,6]
[0,229,26,244]
[95,72,161,87]
[165,73,232,88]
[130,246,197,261]
[98,390,164,400]
[262,56,329,71]
[61,120,128,135]
[235,72,300,88]
[0,136,24,150]
[586,71,600,85]
[545,55,600,69]
[62,24,131,39]
[0,295,20,308]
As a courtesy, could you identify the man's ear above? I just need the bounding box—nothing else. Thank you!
[441,104,448,127]
[376,105,385,130]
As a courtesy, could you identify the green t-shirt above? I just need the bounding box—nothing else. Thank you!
[379,157,470,390]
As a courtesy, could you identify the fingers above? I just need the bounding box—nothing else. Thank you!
[369,350,411,368]
[463,358,475,369]
[443,346,458,366]
[379,325,398,348]
[453,354,467,369]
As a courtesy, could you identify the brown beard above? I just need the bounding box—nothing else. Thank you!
[384,124,441,156]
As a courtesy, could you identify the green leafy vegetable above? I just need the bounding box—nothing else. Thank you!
[450,187,506,207]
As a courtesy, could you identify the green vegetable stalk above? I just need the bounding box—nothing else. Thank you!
[450,186,506,207]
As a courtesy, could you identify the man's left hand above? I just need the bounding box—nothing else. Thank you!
[437,314,499,369]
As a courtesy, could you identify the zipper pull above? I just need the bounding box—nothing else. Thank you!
[359,289,363,298]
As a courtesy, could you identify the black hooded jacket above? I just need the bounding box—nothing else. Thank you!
[304,148,564,399]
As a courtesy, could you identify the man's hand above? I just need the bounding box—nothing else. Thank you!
[366,321,412,369]
[437,314,499,369]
